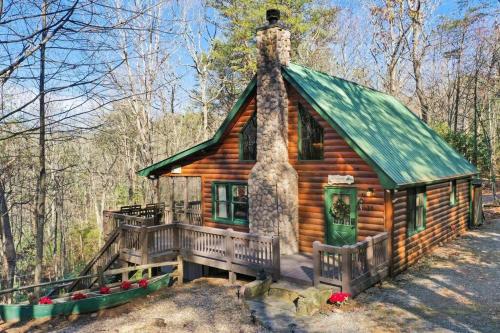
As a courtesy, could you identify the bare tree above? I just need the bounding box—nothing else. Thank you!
[369,0,411,95]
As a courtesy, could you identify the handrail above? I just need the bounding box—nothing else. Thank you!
[67,228,121,292]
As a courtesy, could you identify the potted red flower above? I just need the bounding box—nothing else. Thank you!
[328,292,351,306]
[71,292,87,300]
[138,278,148,288]
[120,280,132,290]
[38,296,53,305]
[99,286,111,294]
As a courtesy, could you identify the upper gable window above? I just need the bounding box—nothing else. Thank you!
[240,112,257,161]
[298,103,324,160]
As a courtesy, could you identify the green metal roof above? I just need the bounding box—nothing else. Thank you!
[283,63,477,188]
[139,63,477,188]
[137,78,256,177]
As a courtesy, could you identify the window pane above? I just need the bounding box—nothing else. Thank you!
[241,113,257,160]
[217,184,227,201]
[232,184,248,201]
[416,207,424,229]
[217,202,229,219]
[233,202,248,220]
[299,104,323,160]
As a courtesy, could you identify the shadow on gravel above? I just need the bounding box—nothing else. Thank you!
[364,220,500,333]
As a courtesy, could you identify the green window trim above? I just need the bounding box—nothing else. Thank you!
[449,180,458,206]
[211,181,249,226]
[239,110,257,161]
[407,186,427,236]
[298,103,324,161]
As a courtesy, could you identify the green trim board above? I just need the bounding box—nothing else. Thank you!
[0,274,170,322]
[137,78,257,177]
[282,63,477,189]
[211,181,249,226]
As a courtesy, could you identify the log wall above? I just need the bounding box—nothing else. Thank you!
[287,85,386,253]
[391,178,470,275]
[161,85,386,253]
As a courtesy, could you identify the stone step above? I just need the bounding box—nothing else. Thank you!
[245,297,299,332]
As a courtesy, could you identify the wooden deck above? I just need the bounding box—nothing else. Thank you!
[90,207,391,296]
[280,253,314,286]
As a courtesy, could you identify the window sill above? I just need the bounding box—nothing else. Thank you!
[408,227,426,237]
[212,217,249,226]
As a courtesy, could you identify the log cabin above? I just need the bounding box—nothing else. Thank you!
[136,9,481,284]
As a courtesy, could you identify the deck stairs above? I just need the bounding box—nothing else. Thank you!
[67,228,122,292]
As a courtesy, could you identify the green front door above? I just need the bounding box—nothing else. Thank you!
[324,187,357,246]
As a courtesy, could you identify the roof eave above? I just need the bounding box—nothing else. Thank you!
[137,78,257,178]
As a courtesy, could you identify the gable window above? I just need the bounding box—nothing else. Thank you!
[298,103,323,160]
[212,182,249,225]
[450,180,458,206]
[407,186,426,236]
[240,112,257,161]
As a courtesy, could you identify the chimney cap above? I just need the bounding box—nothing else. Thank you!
[266,9,280,25]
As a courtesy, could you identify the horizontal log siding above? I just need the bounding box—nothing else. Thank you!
[162,96,257,232]
[161,85,386,250]
[391,178,470,275]
[287,85,385,253]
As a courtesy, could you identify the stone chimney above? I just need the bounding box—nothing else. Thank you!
[248,9,299,255]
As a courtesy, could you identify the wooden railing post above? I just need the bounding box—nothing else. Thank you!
[173,223,180,252]
[312,241,321,287]
[341,245,353,294]
[183,177,189,223]
[176,255,184,285]
[140,226,149,265]
[272,235,280,281]
[226,228,235,283]
[366,236,374,275]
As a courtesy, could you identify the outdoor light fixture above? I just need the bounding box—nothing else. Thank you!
[366,188,374,197]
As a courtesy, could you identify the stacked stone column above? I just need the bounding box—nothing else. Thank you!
[248,25,299,255]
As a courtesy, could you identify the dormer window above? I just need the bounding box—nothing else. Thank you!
[298,103,324,160]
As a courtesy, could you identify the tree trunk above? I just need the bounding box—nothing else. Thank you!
[0,179,16,295]
[409,0,428,123]
[34,0,48,293]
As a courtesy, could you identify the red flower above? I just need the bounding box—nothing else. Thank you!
[138,278,148,288]
[39,296,53,305]
[121,280,132,290]
[71,292,87,300]
[99,286,111,294]
[328,292,351,304]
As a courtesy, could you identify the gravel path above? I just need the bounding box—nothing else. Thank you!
[2,219,498,333]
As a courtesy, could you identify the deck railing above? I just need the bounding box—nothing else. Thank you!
[103,209,160,237]
[313,232,389,296]
[164,201,203,225]
[120,223,280,280]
